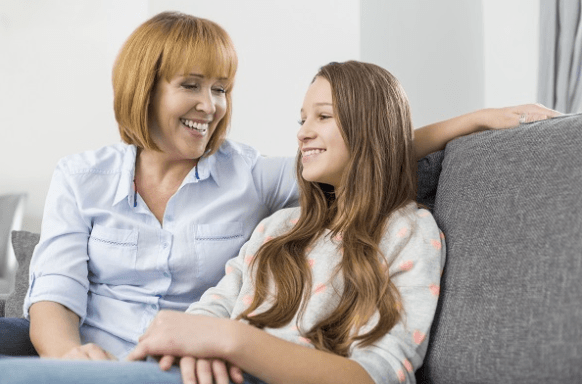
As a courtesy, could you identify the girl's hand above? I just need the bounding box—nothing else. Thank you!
[480,103,561,130]
[157,355,244,384]
[126,310,233,362]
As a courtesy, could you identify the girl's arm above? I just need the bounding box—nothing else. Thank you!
[127,311,375,384]
[413,104,561,160]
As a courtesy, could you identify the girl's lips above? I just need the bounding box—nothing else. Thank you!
[302,148,326,157]
[301,149,326,163]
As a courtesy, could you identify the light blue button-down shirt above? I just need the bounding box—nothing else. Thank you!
[24,140,298,358]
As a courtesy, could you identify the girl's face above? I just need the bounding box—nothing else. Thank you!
[148,65,227,161]
[298,77,350,189]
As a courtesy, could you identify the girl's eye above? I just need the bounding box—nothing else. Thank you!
[213,87,226,94]
[298,119,305,126]
[319,114,331,120]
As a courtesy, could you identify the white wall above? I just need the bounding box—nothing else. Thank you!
[0,0,541,232]
[360,0,485,128]
[360,0,540,127]
[482,0,539,108]
[0,0,360,232]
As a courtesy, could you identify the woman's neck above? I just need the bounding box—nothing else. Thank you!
[135,148,198,185]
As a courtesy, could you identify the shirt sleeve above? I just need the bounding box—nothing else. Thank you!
[23,160,91,323]
[350,207,446,384]
[252,156,299,214]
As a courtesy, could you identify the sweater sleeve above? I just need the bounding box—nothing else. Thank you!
[350,206,446,384]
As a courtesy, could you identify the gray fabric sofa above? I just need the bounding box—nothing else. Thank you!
[2,114,581,383]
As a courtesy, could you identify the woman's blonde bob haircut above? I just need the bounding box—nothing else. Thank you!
[113,11,238,155]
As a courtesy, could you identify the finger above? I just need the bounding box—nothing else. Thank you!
[126,344,148,362]
[228,364,245,384]
[159,355,175,371]
[180,356,197,384]
[62,347,91,360]
[528,104,561,117]
[211,359,229,384]
[85,344,111,361]
[196,358,213,384]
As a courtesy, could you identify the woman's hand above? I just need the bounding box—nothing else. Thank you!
[479,103,561,130]
[158,355,244,384]
[60,343,117,360]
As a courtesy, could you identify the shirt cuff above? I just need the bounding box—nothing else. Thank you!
[24,273,89,324]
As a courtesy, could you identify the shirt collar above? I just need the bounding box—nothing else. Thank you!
[184,151,221,187]
[113,144,138,207]
[113,145,222,208]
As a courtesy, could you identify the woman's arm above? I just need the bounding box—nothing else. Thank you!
[29,301,115,360]
[413,104,561,160]
[127,311,374,384]
[29,301,81,357]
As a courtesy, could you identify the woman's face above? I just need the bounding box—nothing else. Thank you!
[298,77,350,189]
[148,65,228,161]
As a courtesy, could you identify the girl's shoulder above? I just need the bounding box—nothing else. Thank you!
[381,202,442,249]
[251,207,301,238]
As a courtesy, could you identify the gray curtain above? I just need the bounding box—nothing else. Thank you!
[538,0,582,113]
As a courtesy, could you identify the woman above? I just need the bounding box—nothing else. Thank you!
[0,11,558,363]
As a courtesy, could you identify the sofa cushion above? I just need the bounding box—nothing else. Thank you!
[416,150,444,212]
[6,231,40,318]
[0,194,26,295]
[417,114,582,383]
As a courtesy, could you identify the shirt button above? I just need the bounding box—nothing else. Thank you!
[163,272,170,278]
[162,242,169,249]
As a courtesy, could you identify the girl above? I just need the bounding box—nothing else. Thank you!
[127,61,447,384]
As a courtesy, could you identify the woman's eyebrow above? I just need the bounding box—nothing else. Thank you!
[186,73,229,81]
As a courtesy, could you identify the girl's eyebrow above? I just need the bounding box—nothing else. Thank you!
[300,102,333,113]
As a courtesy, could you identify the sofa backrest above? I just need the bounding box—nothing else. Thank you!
[416,114,582,383]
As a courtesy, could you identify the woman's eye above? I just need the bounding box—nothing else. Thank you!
[212,87,226,94]
[319,114,331,120]
[298,119,305,126]
[182,84,199,90]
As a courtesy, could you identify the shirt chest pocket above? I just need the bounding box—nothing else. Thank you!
[194,222,245,287]
[87,224,139,285]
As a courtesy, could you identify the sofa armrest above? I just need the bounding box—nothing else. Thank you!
[0,298,5,317]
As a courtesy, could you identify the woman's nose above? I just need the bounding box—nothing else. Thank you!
[195,89,216,114]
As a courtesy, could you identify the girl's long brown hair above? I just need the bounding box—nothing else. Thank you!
[238,61,417,356]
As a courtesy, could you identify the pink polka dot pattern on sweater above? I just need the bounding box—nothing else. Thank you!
[397,226,409,238]
[397,369,406,382]
[413,330,426,345]
[399,260,414,271]
[431,239,442,250]
[429,284,440,296]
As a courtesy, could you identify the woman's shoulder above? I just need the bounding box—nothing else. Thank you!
[216,139,260,164]
[57,143,136,175]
